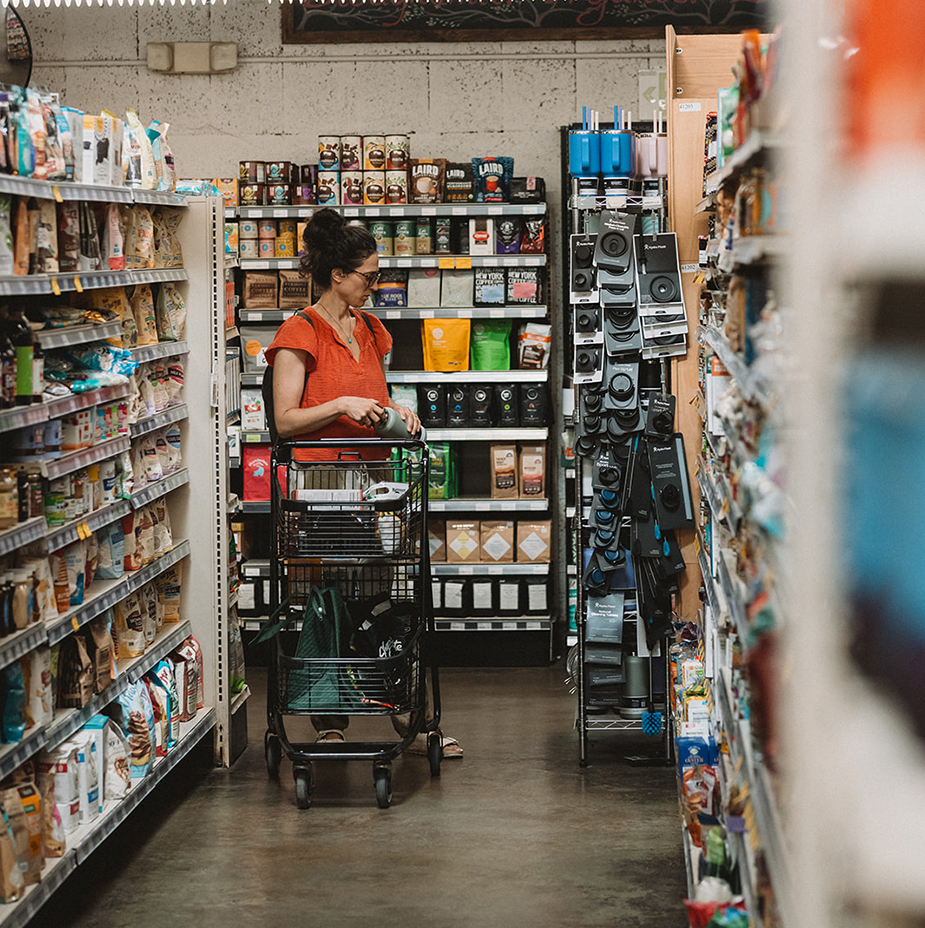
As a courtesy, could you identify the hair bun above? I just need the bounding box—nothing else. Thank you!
[304,207,345,249]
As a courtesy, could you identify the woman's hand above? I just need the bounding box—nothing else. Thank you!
[392,404,421,435]
[340,396,388,428]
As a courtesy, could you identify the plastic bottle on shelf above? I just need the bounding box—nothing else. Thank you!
[32,339,44,404]
[7,306,34,406]
[0,326,15,410]
[0,574,11,637]
[0,469,18,529]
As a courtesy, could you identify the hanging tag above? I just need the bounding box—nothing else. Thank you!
[438,257,454,270]
[51,278,61,297]
[52,186,63,204]
[720,496,730,519]
[74,276,83,293]
[455,257,472,270]
[71,616,81,632]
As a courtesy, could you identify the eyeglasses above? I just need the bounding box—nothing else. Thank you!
[350,269,380,287]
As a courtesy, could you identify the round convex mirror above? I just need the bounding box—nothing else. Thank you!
[0,8,32,88]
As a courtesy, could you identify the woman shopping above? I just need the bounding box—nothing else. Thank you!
[265,207,462,759]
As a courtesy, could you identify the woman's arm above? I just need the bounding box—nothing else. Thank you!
[274,347,386,439]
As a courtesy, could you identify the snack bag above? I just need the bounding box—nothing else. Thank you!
[103,719,131,800]
[421,319,470,373]
[114,682,154,779]
[471,156,514,203]
[130,283,157,346]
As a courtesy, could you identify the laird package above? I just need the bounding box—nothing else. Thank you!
[444,162,475,202]
[471,156,514,203]
[409,159,447,204]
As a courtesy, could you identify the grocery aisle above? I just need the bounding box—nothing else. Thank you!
[35,665,685,928]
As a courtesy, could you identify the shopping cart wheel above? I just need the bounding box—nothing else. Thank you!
[265,733,282,779]
[294,765,313,810]
[374,763,392,809]
[427,732,443,778]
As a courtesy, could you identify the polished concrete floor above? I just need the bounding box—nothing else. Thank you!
[36,664,686,928]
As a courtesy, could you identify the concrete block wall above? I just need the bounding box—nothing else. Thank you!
[26,6,664,232]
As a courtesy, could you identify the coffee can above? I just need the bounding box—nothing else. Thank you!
[257,220,277,240]
[239,239,259,259]
[239,219,259,240]
[386,135,410,171]
[317,171,340,206]
[385,170,408,204]
[258,239,275,259]
[239,161,264,183]
[278,220,297,237]
[267,183,291,206]
[369,220,393,256]
[363,171,386,205]
[293,186,316,206]
[363,136,387,171]
[340,135,363,171]
[301,164,318,185]
[318,136,341,171]
[341,170,364,206]
[240,183,265,206]
[265,161,291,184]
[415,217,433,255]
[394,219,415,256]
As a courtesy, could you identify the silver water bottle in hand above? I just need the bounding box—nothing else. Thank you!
[375,405,425,440]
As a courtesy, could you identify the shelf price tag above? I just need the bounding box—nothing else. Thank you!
[50,278,61,297]
[77,522,91,540]
[73,276,83,293]
[720,497,730,519]
[438,257,454,270]
[455,257,472,270]
[52,186,63,204]
[71,616,81,633]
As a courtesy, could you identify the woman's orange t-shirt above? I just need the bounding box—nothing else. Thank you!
[265,306,393,460]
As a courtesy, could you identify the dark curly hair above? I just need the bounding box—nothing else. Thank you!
[300,208,376,289]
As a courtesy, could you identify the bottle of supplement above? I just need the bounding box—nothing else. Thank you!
[31,339,43,404]
[0,329,15,410]
[7,306,34,407]
[0,469,18,529]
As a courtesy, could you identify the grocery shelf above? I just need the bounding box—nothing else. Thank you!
[47,539,191,646]
[239,372,263,387]
[240,254,546,271]
[429,498,549,513]
[426,428,548,441]
[731,235,788,266]
[0,624,51,675]
[0,725,47,784]
[42,436,132,481]
[704,130,784,194]
[131,189,189,207]
[695,193,717,213]
[434,616,551,632]
[386,369,548,384]
[236,203,546,220]
[131,340,190,363]
[430,562,549,576]
[240,558,270,579]
[129,403,189,438]
[130,467,190,509]
[0,267,188,298]
[231,684,251,715]
[698,324,773,407]
[45,500,131,554]
[0,176,187,207]
[0,402,47,435]
[0,516,47,558]
[716,548,749,644]
[43,383,132,421]
[241,431,270,444]
[240,501,270,513]
[698,546,721,617]
[369,305,549,320]
[571,194,665,211]
[36,322,123,350]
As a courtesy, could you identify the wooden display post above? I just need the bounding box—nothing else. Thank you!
[665,27,742,622]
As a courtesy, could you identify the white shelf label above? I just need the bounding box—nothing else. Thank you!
[451,206,466,215]
[421,310,434,318]
[489,308,505,318]
[386,310,401,319]
[678,102,702,112]
[273,209,288,218]
[475,501,490,511]
[458,309,472,318]
[366,208,381,217]
[488,206,503,215]
[422,206,437,216]
[343,208,359,217]
[456,565,475,574]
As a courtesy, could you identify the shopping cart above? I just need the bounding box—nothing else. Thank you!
[257,439,442,809]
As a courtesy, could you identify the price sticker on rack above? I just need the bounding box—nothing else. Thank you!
[52,185,63,204]
[488,206,503,215]
[50,277,61,297]
[71,616,81,633]
[421,206,437,216]
[438,257,454,270]
[73,276,83,293]
[455,257,472,270]
[77,522,92,540]
[451,206,467,216]
[694,535,701,557]
[343,208,359,218]
[489,308,505,318]
[720,497,730,519]
[273,209,289,219]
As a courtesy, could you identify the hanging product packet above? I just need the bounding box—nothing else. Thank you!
[99,203,125,271]
[2,663,26,743]
[156,562,183,623]
[152,207,183,269]
[78,201,101,271]
[56,201,80,273]
[125,206,154,270]
[40,95,66,181]
[131,284,158,347]
[34,200,59,274]
[114,682,154,779]
[0,194,12,276]
[147,121,176,191]
[112,590,145,660]
[22,646,53,728]
[143,677,169,758]
[103,718,131,801]
[155,284,186,341]
[48,95,75,180]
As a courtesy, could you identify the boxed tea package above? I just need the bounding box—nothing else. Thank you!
[480,520,515,563]
[516,520,552,563]
[490,444,519,499]
[446,521,480,563]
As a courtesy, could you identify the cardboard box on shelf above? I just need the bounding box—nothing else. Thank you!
[490,444,519,499]
[428,519,447,562]
[516,520,551,563]
[519,445,546,499]
[480,520,515,563]
[446,521,480,563]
